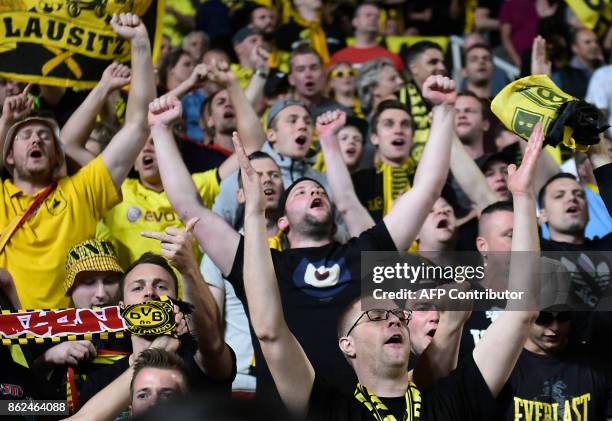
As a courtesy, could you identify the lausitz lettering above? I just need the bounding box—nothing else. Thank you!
[2,15,126,57]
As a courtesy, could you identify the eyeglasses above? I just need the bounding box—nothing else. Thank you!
[535,311,572,326]
[346,308,412,337]
[330,69,356,79]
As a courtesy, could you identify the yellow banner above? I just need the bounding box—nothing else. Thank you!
[565,0,611,35]
[0,0,164,89]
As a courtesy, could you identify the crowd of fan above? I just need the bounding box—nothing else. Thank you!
[0,0,612,420]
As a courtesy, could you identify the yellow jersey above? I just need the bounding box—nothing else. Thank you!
[0,156,120,309]
[102,170,220,268]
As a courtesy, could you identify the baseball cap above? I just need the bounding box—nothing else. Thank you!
[266,99,310,129]
[65,239,124,295]
[3,117,65,176]
[232,26,260,45]
[277,177,326,216]
[476,152,513,173]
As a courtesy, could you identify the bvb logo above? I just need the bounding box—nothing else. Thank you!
[511,108,544,139]
[121,299,175,336]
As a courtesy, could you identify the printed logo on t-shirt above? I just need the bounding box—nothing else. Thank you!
[292,258,351,298]
[513,380,591,421]
[560,254,610,307]
[44,190,67,216]
[126,206,142,223]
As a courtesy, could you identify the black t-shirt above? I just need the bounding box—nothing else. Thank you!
[227,222,397,396]
[78,334,235,406]
[496,346,612,420]
[307,354,496,420]
[541,236,612,309]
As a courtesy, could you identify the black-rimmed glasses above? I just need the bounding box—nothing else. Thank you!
[346,308,412,337]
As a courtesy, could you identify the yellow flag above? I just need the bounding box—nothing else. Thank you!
[0,0,164,89]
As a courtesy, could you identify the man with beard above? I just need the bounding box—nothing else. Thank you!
[150,75,457,397]
[250,5,278,38]
[400,41,447,162]
[0,13,154,309]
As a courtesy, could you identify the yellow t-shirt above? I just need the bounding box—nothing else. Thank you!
[102,170,220,268]
[0,156,120,309]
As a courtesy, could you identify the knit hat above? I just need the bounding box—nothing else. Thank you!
[65,239,123,295]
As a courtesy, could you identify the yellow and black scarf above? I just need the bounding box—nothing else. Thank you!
[279,0,330,64]
[355,382,423,421]
[379,160,416,217]
[399,83,430,163]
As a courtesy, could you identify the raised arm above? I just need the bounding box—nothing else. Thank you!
[316,110,375,236]
[166,63,207,99]
[237,131,314,418]
[141,218,234,381]
[473,123,543,398]
[589,135,612,215]
[101,13,155,189]
[450,134,498,211]
[62,63,131,167]
[244,46,270,112]
[200,61,267,180]
[148,96,240,276]
[0,84,33,169]
[384,75,457,250]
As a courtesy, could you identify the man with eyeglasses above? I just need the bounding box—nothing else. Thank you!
[495,309,612,420]
[237,78,545,420]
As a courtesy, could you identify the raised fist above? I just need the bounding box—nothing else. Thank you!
[110,13,148,41]
[148,96,182,128]
[316,109,347,139]
[100,62,131,91]
[422,75,457,106]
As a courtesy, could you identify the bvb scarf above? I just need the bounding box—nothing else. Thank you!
[491,75,608,152]
[0,296,181,346]
[464,0,478,33]
[565,0,611,37]
[399,83,431,163]
[378,160,415,217]
[355,382,423,421]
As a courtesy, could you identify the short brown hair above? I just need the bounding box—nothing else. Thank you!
[130,348,188,397]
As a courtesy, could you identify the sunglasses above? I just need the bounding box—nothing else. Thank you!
[330,69,356,79]
[535,311,572,326]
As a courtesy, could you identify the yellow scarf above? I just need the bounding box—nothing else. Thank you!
[400,83,430,162]
[285,6,330,64]
[378,160,415,217]
[355,382,422,421]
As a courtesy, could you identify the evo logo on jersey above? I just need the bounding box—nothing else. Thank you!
[513,393,591,420]
[292,258,351,298]
[126,207,178,223]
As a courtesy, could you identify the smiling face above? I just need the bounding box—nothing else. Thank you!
[121,263,177,306]
[6,121,59,183]
[337,126,363,171]
[289,53,325,99]
[279,179,333,239]
[371,107,413,165]
[540,177,588,239]
[130,367,187,416]
[267,105,313,159]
